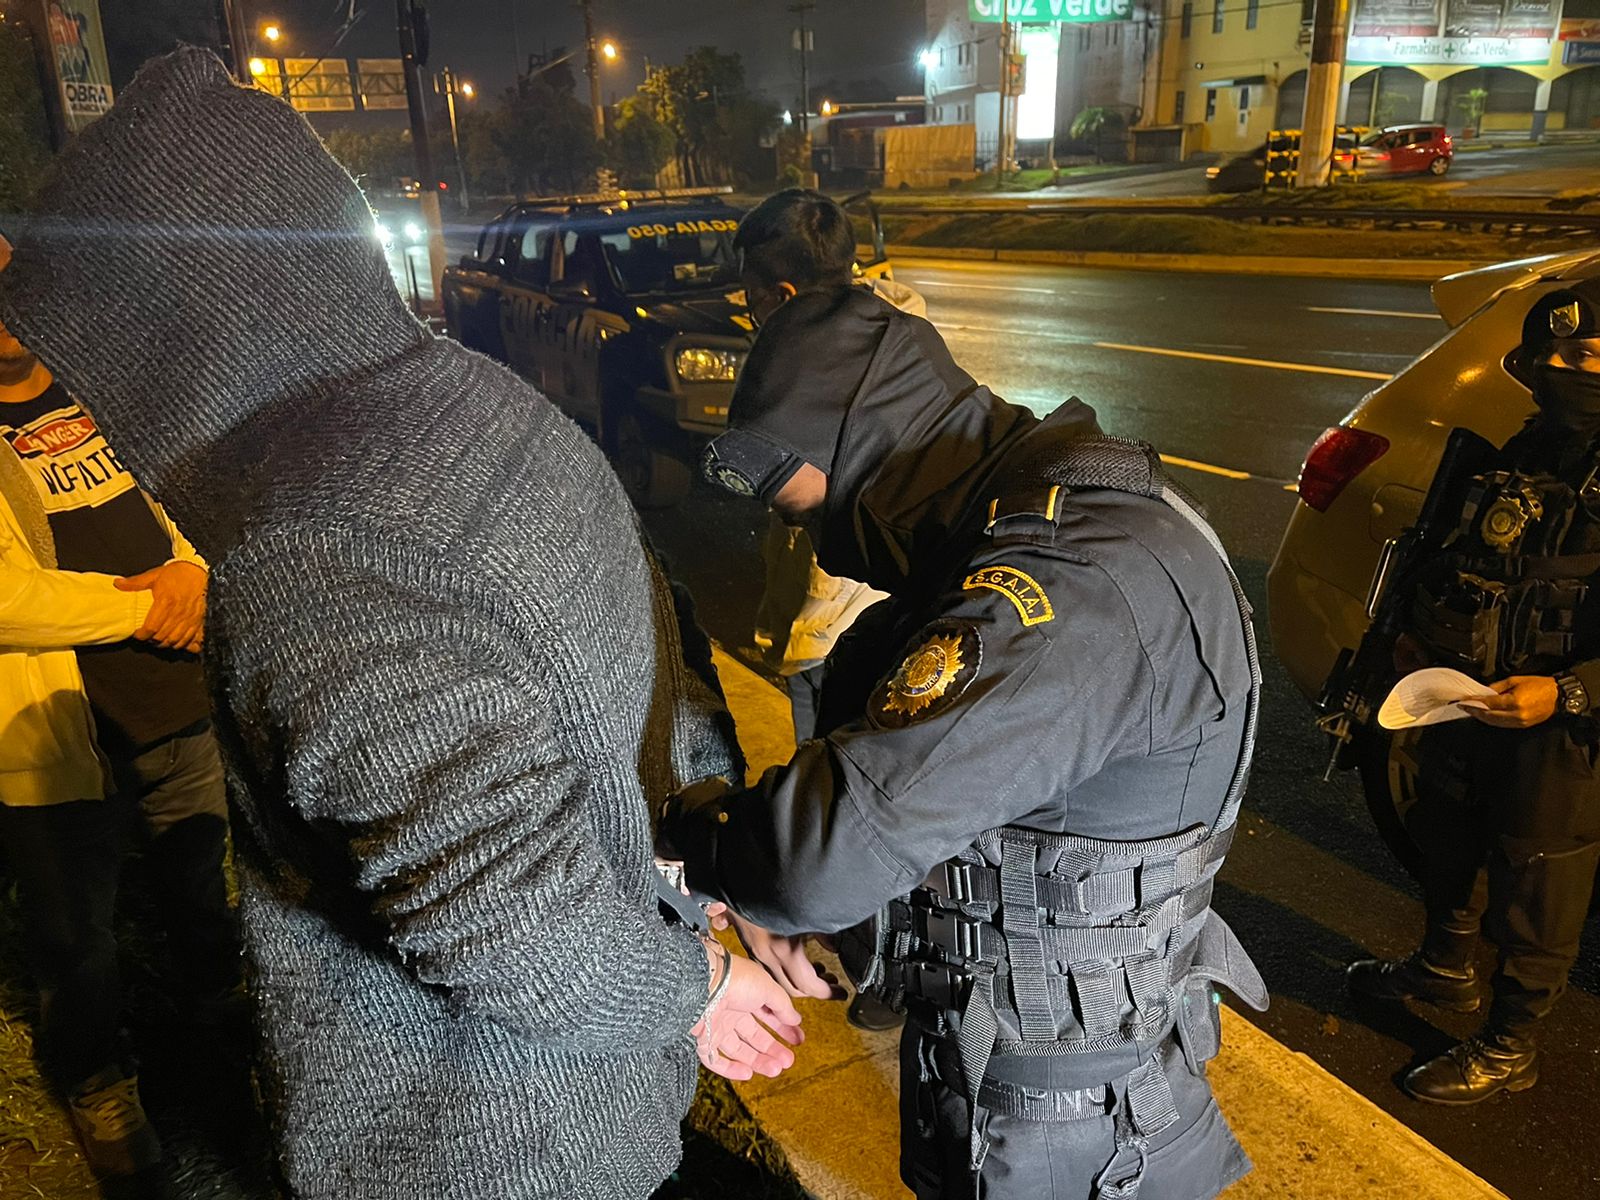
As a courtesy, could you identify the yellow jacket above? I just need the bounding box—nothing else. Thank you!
[0,440,205,806]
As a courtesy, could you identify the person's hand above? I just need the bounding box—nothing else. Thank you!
[1470,675,1559,729]
[116,560,207,653]
[692,943,804,1082]
[728,913,845,1001]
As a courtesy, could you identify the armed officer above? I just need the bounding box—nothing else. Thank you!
[659,189,1267,1199]
[1348,277,1600,1105]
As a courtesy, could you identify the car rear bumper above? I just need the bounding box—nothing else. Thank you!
[1267,523,1371,704]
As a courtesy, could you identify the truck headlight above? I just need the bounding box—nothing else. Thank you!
[675,347,743,383]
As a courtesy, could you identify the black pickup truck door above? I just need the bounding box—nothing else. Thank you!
[500,218,558,386]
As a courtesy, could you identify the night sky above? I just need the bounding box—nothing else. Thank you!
[243,0,926,112]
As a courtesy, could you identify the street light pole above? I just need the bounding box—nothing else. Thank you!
[396,0,447,308]
[437,67,471,212]
[581,0,605,141]
[790,1,813,135]
[995,19,1010,189]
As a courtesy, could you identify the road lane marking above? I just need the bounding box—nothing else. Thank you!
[1308,306,1439,320]
[1160,454,1251,481]
[903,279,1056,294]
[1094,341,1392,381]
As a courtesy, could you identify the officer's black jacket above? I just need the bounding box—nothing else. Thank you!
[662,288,1253,935]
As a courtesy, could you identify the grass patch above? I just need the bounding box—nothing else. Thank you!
[881,208,1581,260]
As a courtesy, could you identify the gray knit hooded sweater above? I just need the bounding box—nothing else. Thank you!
[0,47,740,1199]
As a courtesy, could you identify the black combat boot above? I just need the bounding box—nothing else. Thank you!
[1345,950,1481,1013]
[1402,1028,1538,1105]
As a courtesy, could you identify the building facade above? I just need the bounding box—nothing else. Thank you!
[926,0,1600,163]
[1140,0,1600,156]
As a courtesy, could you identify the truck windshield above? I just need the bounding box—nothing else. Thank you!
[594,215,741,295]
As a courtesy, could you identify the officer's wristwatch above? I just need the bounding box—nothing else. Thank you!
[1554,672,1590,717]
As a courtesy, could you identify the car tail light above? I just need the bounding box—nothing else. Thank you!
[1298,426,1390,512]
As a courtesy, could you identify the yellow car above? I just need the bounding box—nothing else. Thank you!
[1268,247,1600,872]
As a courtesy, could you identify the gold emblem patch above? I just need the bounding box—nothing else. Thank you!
[1550,301,1581,339]
[963,566,1054,626]
[870,622,983,729]
[883,633,965,719]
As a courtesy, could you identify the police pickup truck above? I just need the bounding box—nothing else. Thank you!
[441,187,901,507]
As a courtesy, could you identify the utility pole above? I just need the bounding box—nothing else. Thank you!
[397,0,447,308]
[581,0,605,141]
[1295,0,1352,188]
[995,20,1010,190]
[790,2,814,134]
[217,0,253,83]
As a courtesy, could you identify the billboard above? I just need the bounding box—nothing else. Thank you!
[44,0,114,132]
[285,58,355,113]
[357,59,408,111]
[969,0,1135,22]
[1015,26,1061,139]
[1348,0,1560,63]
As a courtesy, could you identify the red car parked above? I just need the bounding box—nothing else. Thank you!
[1356,124,1454,177]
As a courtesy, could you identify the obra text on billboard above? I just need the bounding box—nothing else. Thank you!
[969,0,1135,21]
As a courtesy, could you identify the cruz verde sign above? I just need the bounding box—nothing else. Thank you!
[969,0,1134,22]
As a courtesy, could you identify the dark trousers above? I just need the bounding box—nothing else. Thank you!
[1410,720,1600,1038]
[0,727,237,1092]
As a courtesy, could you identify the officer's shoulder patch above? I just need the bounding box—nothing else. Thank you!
[963,564,1054,627]
[870,620,982,730]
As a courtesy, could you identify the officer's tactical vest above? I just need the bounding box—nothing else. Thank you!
[841,436,1265,1195]
[1413,458,1600,680]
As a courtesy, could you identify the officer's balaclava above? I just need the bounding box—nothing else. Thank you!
[1519,277,1600,440]
[0,46,424,550]
[704,285,1038,593]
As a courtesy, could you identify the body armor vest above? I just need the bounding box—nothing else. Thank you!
[838,436,1265,1193]
[1412,459,1600,680]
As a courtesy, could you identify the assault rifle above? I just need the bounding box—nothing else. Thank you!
[1315,426,1498,780]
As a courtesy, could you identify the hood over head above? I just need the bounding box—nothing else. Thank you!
[0,46,425,543]
[707,284,1086,593]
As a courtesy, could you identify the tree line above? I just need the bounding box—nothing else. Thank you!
[325,46,785,202]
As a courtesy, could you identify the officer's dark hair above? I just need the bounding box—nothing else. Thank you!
[734,189,856,292]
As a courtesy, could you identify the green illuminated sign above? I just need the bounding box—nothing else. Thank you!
[968,0,1134,21]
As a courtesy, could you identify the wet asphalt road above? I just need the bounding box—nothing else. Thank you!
[641,259,1600,1199]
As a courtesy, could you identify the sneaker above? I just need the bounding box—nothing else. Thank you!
[1346,951,1480,1013]
[68,1065,162,1177]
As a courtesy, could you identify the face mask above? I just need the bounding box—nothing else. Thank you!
[1533,363,1600,437]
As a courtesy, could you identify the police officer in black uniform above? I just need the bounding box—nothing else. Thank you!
[659,190,1267,1200]
[1348,277,1600,1105]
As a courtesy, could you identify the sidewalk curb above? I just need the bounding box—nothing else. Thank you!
[881,243,1491,281]
[710,645,1510,1200]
